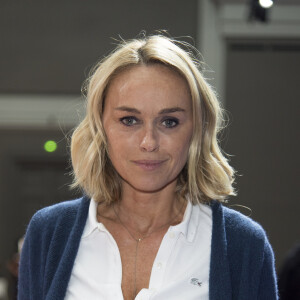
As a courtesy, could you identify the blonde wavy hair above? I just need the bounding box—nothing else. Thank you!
[71,34,235,205]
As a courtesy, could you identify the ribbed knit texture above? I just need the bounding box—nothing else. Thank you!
[18,197,278,300]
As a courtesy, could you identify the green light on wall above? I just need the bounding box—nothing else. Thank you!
[44,140,57,153]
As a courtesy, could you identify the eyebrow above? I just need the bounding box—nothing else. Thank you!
[159,107,185,114]
[115,106,141,114]
[115,106,186,114]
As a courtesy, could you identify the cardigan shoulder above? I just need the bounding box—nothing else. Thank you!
[18,197,90,300]
[210,200,270,250]
[26,197,90,243]
[210,201,278,299]
[222,204,269,244]
[29,197,85,227]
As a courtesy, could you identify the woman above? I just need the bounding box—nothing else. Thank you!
[18,35,278,299]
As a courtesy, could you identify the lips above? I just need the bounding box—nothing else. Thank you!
[132,159,167,171]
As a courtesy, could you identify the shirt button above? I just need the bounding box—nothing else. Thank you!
[157,262,163,269]
[169,232,175,239]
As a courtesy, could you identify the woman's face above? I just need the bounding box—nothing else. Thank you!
[102,64,193,193]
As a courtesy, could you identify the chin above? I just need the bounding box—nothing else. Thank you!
[124,178,177,194]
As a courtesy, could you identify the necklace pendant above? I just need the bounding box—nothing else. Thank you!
[138,238,142,242]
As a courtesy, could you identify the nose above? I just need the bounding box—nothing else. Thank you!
[139,126,159,152]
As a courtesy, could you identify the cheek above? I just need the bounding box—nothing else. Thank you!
[106,129,135,161]
[169,133,192,165]
[107,137,122,159]
[176,144,190,165]
[105,129,120,159]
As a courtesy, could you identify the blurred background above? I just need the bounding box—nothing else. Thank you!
[0,0,299,299]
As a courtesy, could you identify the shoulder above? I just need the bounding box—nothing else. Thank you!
[209,201,278,298]
[19,197,91,298]
[224,205,267,242]
[31,197,87,221]
[26,196,90,240]
[211,200,270,248]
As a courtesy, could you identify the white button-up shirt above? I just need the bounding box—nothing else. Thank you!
[65,199,212,300]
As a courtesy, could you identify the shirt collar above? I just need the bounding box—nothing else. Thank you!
[82,198,200,243]
[81,198,99,238]
[171,200,200,243]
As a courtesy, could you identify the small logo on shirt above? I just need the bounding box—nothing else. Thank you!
[190,278,202,287]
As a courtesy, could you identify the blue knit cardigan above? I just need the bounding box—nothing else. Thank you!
[18,197,278,299]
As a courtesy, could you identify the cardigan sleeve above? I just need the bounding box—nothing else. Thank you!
[18,210,46,300]
[18,197,90,300]
[220,203,279,299]
[258,239,278,299]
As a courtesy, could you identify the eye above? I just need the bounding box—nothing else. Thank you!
[162,118,179,128]
[120,116,138,126]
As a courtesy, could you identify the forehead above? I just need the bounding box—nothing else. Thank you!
[104,64,192,111]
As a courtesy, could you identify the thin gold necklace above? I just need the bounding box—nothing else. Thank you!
[112,199,185,300]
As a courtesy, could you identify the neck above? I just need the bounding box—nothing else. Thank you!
[115,182,186,236]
